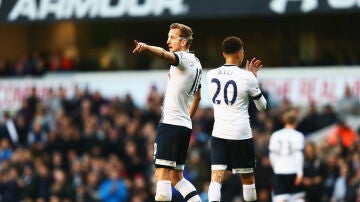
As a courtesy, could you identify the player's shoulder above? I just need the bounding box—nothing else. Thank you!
[293,130,305,139]
[270,129,283,139]
[229,67,255,81]
[242,69,257,79]
[175,51,194,59]
[207,66,221,77]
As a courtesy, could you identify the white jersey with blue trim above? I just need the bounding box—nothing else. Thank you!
[207,65,262,140]
[161,51,202,129]
[269,128,305,174]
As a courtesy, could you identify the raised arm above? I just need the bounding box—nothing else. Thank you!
[246,57,263,78]
[132,40,176,64]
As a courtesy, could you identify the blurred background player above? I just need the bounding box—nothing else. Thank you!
[269,109,306,202]
[206,36,267,202]
[132,23,202,202]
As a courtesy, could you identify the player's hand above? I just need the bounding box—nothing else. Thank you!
[246,57,263,77]
[132,40,148,54]
[294,175,303,186]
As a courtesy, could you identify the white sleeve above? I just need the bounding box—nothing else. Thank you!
[173,52,188,71]
[254,96,267,111]
[268,135,280,166]
[294,150,304,177]
[269,134,280,152]
[248,74,267,111]
[269,151,279,168]
[293,134,304,176]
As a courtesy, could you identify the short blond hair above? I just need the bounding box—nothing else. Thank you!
[282,110,298,125]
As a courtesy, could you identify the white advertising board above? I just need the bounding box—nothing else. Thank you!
[1,67,360,112]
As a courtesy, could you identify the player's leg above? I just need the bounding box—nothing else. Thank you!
[170,169,201,202]
[239,173,257,202]
[272,174,298,202]
[208,169,226,202]
[170,125,201,202]
[233,138,257,202]
[154,167,172,202]
[208,136,229,202]
[289,182,306,202]
[154,123,181,202]
[290,193,305,202]
[273,194,290,202]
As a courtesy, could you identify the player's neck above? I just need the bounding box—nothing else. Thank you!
[284,124,296,129]
[179,48,190,52]
[225,58,240,66]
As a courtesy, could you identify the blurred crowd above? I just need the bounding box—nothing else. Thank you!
[0,83,360,202]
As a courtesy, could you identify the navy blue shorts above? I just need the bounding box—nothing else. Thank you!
[273,174,305,195]
[154,123,191,170]
[210,136,255,173]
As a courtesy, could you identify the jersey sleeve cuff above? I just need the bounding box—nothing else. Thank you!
[251,93,263,100]
[172,52,180,66]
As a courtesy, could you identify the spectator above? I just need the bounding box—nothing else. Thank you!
[14,114,29,146]
[0,166,23,202]
[298,101,322,136]
[98,164,128,202]
[0,138,13,164]
[337,85,360,116]
[303,141,325,202]
[31,159,52,201]
[25,86,41,122]
[27,120,48,153]
[328,119,357,157]
[50,169,75,201]
[331,159,348,202]
[0,111,19,147]
[322,153,339,202]
[318,104,339,129]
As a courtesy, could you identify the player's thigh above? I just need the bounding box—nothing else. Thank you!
[155,167,171,181]
[239,173,255,185]
[273,174,297,197]
[273,194,290,202]
[175,126,191,168]
[231,138,256,173]
[154,123,191,168]
[211,170,226,184]
[210,136,230,167]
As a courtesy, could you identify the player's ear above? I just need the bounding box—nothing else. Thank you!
[180,39,187,48]
[238,49,244,60]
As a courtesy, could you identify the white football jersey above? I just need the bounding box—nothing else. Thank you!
[161,51,202,129]
[207,65,263,140]
[269,128,305,174]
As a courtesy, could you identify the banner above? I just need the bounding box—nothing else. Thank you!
[1,67,360,113]
[0,0,359,23]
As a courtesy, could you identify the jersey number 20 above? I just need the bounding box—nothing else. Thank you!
[211,78,237,105]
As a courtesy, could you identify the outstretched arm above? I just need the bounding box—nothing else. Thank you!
[132,40,176,64]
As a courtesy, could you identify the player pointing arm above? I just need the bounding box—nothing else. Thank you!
[132,23,202,202]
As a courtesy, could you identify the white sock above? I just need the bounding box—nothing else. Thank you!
[243,184,257,202]
[208,181,221,202]
[174,178,201,202]
[155,180,172,201]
